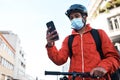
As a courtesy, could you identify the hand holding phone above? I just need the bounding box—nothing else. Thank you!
[46,21,59,41]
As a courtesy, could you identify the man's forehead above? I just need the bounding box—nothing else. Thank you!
[70,12,81,16]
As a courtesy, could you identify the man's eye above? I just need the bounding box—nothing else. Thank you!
[75,15,80,18]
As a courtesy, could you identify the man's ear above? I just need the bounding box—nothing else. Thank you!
[83,15,87,19]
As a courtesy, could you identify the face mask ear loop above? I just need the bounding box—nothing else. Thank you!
[81,15,86,27]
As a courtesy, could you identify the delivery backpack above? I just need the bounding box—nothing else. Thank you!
[68,29,120,80]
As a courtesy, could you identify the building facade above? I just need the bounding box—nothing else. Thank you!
[0,31,27,80]
[0,33,15,80]
[88,0,120,52]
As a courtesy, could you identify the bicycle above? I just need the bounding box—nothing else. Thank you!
[45,71,100,80]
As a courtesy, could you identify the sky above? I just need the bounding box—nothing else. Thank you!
[0,0,90,80]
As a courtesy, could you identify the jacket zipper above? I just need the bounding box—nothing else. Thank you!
[81,34,85,80]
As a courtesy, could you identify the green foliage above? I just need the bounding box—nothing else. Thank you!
[106,1,114,9]
[114,0,120,7]
[99,0,120,13]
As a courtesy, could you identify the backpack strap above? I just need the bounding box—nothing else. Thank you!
[68,35,75,59]
[68,29,104,59]
[90,29,104,59]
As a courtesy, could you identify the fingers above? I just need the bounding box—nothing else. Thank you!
[90,67,107,78]
[46,28,58,43]
[46,34,58,42]
[92,70,104,77]
[46,27,51,35]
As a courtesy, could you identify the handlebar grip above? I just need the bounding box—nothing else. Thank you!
[45,71,61,75]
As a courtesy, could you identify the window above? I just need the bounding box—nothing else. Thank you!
[0,56,1,64]
[0,38,2,46]
[108,14,120,30]
[108,19,114,30]
[1,57,14,70]
[114,18,119,29]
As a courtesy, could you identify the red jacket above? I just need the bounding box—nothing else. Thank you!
[46,24,120,80]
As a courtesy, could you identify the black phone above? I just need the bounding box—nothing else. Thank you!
[46,21,59,40]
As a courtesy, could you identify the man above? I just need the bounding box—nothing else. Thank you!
[46,4,120,80]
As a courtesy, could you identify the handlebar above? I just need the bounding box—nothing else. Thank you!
[45,71,98,78]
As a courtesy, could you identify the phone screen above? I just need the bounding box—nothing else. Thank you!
[46,21,59,40]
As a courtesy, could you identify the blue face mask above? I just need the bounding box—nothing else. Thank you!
[71,18,84,30]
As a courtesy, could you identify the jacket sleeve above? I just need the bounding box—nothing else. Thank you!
[46,36,69,65]
[97,29,120,74]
